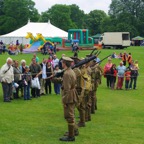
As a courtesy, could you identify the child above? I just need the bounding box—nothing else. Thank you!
[134,60,139,69]
[110,64,117,90]
[125,68,131,90]
[22,66,32,100]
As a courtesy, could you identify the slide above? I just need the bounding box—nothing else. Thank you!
[36,33,54,51]
[23,41,41,53]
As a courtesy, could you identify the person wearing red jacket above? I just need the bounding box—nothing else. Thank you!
[110,64,117,90]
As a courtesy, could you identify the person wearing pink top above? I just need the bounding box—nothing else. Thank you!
[104,57,113,88]
[47,56,54,68]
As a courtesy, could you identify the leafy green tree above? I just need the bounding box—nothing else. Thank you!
[39,11,50,22]
[0,0,39,35]
[101,16,115,32]
[109,0,144,37]
[69,4,85,29]
[46,4,75,31]
[0,0,4,15]
[85,10,108,35]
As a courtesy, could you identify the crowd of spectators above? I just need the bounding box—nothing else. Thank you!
[0,40,24,55]
[104,52,139,90]
[0,52,65,102]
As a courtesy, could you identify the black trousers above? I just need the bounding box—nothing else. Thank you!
[106,74,111,88]
[45,80,51,94]
[31,88,40,97]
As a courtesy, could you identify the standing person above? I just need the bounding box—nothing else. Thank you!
[19,59,26,97]
[70,57,86,127]
[90,60,103,113]
[13,60,22,99]
[71,41,74,52]
[52,54,59,68]
[85,63,92,122]
[104,57,113,88]
[129,63,138,90]
[40,58,47,95]
[134,60,139,69]
[19,44,23,54]
[19,59,26,73]
[0,40,3,45]
[47,56,54,68]
[59,54,65,70]
[73,42,78,52]
[16,40,19,46]
[122,52,127,66]
[73,51,78,58]
[53,42,57,54]
[127,53,132,67]
[45,62,53,94]
[52,57,79,142]
[42,44,47,55]
[60,57,79,141]
[116,61,126,90]
[0,43,3,54]
[29,58,41,97]
[22,66,31,100]
[125,68,131,90]
[0,57,14,102]
[53,65,61,95]
[33,53,39,63]
[110,64,117,90]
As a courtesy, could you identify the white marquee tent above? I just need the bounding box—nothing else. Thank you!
[0,20,68,44]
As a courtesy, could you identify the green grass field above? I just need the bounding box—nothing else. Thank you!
[0,47,144,144]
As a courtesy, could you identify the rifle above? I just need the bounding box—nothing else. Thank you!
[52,55,98,78]
[89,48,97,56]
[95,51,101,56]
[52,53,111,78]
[71,55,97,69]
[90,54,112,67]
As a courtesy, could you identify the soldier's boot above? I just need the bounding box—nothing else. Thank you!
[91,100,95,114]
[64,129,79,136]
[64,123,79,136]
[92,95,97,113]
[77,111,86,127]
[95,96,98,110]
[88,107,91,121]
[60,125,75,141]
[95,103,97,111]
[85,109,89,122]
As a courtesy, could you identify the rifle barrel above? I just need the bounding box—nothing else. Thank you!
[90,48,97,56]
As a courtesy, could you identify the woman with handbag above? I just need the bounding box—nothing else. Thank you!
[104,57,113,88]
[29,58,41,98]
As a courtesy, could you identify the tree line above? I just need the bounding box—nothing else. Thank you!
[0,0,144,38]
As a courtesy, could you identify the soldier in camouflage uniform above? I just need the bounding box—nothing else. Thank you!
[51,57,79,142]
[84,59,92,122]
[71,57,86,127]
[90,59,103,113]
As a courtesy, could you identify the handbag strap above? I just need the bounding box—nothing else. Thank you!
[4,66,11,74]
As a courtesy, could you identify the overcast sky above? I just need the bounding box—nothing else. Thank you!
[34,0,112,14]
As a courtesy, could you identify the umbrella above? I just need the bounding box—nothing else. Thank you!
[132,36,144,40]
